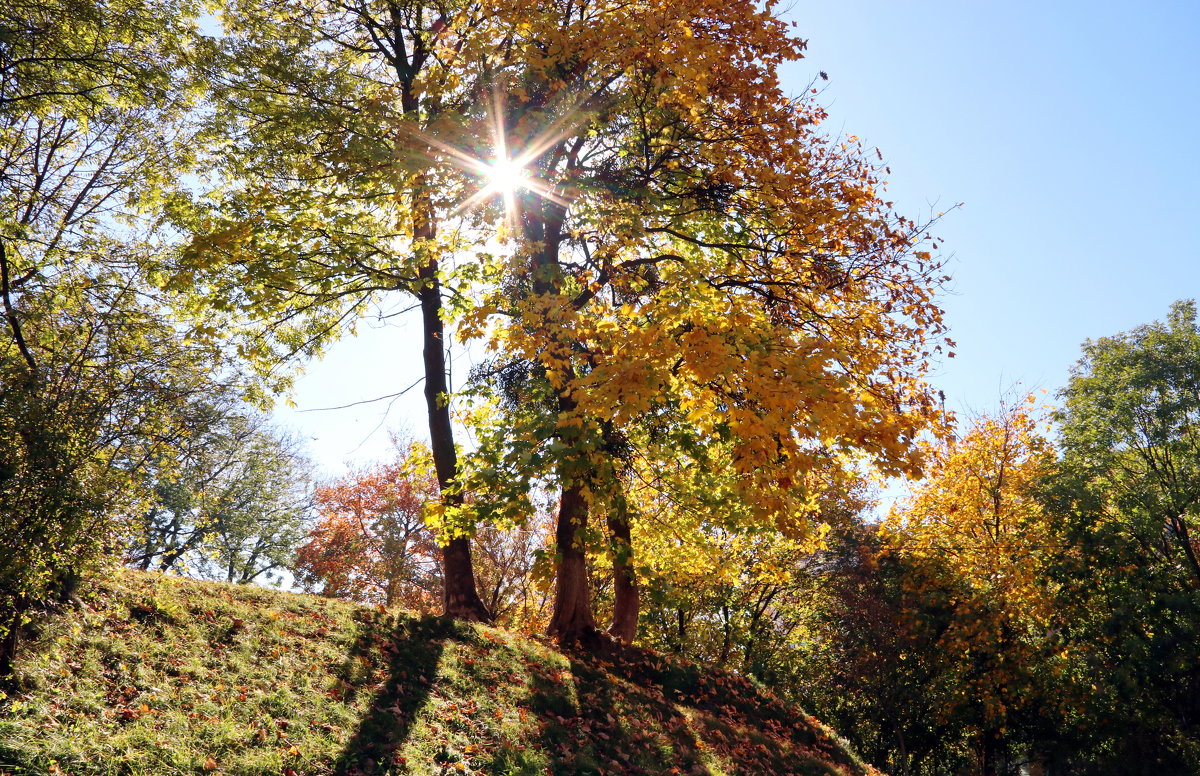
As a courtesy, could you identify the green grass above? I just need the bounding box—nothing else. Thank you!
[0,570,877,776]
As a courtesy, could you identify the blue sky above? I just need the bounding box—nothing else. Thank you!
[787,1,1200,409]
[276,1,1200,476]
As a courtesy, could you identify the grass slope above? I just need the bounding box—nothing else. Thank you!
[0,571,877,776]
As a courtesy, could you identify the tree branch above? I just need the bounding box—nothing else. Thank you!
[0,239,38,373]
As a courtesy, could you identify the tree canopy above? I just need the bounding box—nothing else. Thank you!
[163,0,951,642]
[0,0,225,673]
[8,3,1200,774]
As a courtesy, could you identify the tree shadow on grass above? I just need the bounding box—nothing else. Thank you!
[520,638,714,776]
[332,614,455,776]
[328,617,870,776]
[525,639,870,776]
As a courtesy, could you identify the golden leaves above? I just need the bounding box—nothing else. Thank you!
[882,399,1059,726]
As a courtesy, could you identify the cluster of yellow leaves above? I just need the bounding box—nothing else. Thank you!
[885,397,1054,592]
[884,398,1058,728]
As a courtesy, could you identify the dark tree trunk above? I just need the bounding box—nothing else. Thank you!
[0,609,22,681]
[895,726,911,776]
[980,727,1001,776]
[606,507,639,643]
[440,536,488,619]
[391,41,488,621]
[547,482,598,643]
[718,603,732,666]
[1,239,37,374]
[158,539,194,573]
[415,187,490,623]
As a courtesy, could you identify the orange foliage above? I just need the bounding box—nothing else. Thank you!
[295,451,442,611]
[295,442,555,621]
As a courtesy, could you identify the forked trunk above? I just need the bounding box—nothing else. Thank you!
[607,507,639,643]
[523,186,601,644]
[547,483,598,643]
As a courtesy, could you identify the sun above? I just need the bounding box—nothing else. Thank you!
[483,156,530,197]
[396,87,576,221]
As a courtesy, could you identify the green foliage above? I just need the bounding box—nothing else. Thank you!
[630,484,859,674]
[163,0,504,379]
[1057,298,1200,587]
[786,305,1200,774]
[1,570,881,776]
[0,0,202,115]
[128,411,314,586]
[0,261,237,674]
[0,0,226,674]
[1041,299,1200,773]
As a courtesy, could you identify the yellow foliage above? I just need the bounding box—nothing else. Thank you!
[884,397,1058,728]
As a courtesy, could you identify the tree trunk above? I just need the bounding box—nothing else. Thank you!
[547,482,598,643]
[415,185,490,623]
[980,727,1001,776]
[896,725,911,776]
[0,611,20,681]
[606,506,639,643]
[520,192,601,644]
[718,603,732,666]
[440,536,488,619]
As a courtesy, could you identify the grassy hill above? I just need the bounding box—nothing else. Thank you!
[0,570,878,776]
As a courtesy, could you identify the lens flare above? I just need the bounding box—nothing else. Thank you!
[396,86,586,225]
[483,156,529,197]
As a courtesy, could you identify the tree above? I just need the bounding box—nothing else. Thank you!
[471,518,555,628]
[1057,299,1200,588]
[295,440,554,621]
[451,0,950,643]
[0,261,234,675]
[615,437,866,659]
[882,400,1065,775]
[637,524,831,670]
[128,410,313,585]
[1045,299,1200,772]
[0,0,214,674]
[167,0,530,621]
[295,449,443,610]
[790,524,968,776]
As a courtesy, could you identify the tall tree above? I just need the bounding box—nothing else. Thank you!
[0,0,213,674]
[175,0,948,639]
[168,0,531,620]
[453,0,950,643]
[1046,299,1200,772]
[883,400,1063,775]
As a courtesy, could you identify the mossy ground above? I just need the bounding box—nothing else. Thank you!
[0,571,877,776]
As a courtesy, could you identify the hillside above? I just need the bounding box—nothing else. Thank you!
[0,571,878,776]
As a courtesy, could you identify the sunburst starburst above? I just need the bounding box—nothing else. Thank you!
[397,88,585,225]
